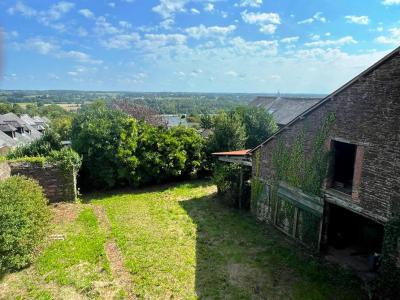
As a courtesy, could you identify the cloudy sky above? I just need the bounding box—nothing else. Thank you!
[0,0,399,93]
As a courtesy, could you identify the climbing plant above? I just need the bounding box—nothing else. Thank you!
[251,151,264,213]
[271,112,335,196]
[252,112,335,247]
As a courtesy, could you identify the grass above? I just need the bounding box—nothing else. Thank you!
[0,180,365,299]
[90,180,364,299]
[0,206,123,299]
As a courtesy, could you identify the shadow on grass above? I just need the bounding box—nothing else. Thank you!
[82,178,212,203]
[179,194,365,299]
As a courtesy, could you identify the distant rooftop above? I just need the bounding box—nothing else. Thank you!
[250,96,322,126]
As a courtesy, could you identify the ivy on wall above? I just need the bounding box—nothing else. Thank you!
[271,112,335,196]
[251,113,335,248]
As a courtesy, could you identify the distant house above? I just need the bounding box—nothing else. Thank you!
[250,46,400,280]
[0,113,49,154]
[21,114,47,133]
[250,96,321,127]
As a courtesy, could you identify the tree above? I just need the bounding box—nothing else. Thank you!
[0,102,13,114]
[207,112,246,153]
[71,102,139,189]
[200,114,213,129]
[170,126,205,176]
[234,106,278,148]
[51,115,73,141]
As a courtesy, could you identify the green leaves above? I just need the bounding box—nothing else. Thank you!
[0,176,51,273]
[71,104,206,190]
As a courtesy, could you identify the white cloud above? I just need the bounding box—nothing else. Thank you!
[95,16,121,35]
[108,2,116,8]
[298,18,313,24]
[345,15,370,25]
[27,38,57,54]
[25,37,102,64]
[204,3,215,12]
[60,51,103,64]
[238,0,262,7]
[141,33,187,48]
[152,0,188,19]
[101,33,140,49]
[225,70,239,77]
[298,12,326,24]
[313,12,326,23]
[119,21,132,29]
[160,18,175,29]
[259,24,277,34]
[382,0,400,5]
[79,8,95,19]
[230,37,278,56]
[185,24,236,39]
[8,1,75,32]
[304,36,357,47]
[375,27,400,44]
[280,36,299,43]
[8,1,37,17]
[310,34,320,41]
[191,8,200,14]
[241,11,280,24]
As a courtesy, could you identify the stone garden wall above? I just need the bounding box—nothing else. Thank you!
[0,162,77,203]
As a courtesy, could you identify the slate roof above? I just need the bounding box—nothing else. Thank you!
[20,114,37,126]
[0,123,17,132]
[0,112,27,128]
[0,130,17,148]
[250,96,321,126]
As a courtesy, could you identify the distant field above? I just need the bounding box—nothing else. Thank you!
[53,103,81,112]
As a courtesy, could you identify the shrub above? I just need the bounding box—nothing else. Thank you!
[71,102,139,189]
[48,147,82,173]
[0,176,51,273]
[7,131,62,159]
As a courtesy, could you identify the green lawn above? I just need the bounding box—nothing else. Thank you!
[0,180,364,299]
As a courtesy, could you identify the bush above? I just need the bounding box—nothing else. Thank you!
[7,131,62,159]
[0,176,51,273]
[71,102,139,189]
[71,102,207,190]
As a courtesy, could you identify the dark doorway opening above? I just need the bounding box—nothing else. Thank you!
[331,141,357,195]
[325,203,384,274]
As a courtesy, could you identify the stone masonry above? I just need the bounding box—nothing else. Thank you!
[253,49,400,223]
[8,162,78,203]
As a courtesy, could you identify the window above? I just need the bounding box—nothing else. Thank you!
[331,140,357,195]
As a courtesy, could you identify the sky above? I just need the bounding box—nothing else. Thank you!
[0,0,399,93]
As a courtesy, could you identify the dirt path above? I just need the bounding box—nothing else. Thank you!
[92,205,136,300]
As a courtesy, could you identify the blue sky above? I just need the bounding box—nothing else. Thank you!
[0,0,399,93]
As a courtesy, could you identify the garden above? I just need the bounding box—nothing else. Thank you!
[0,102,365,299]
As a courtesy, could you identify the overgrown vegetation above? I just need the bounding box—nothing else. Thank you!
[209,106,277,206]
[251,113,335,248]
[0,176,51,273]
[7,131,63,159]
[71,102,206,190]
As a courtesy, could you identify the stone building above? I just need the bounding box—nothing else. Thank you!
[250,45,400,281]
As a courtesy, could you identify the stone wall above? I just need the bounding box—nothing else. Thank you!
[0,162,11,180]
[253,50,400,223]
[9,162,78,203]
